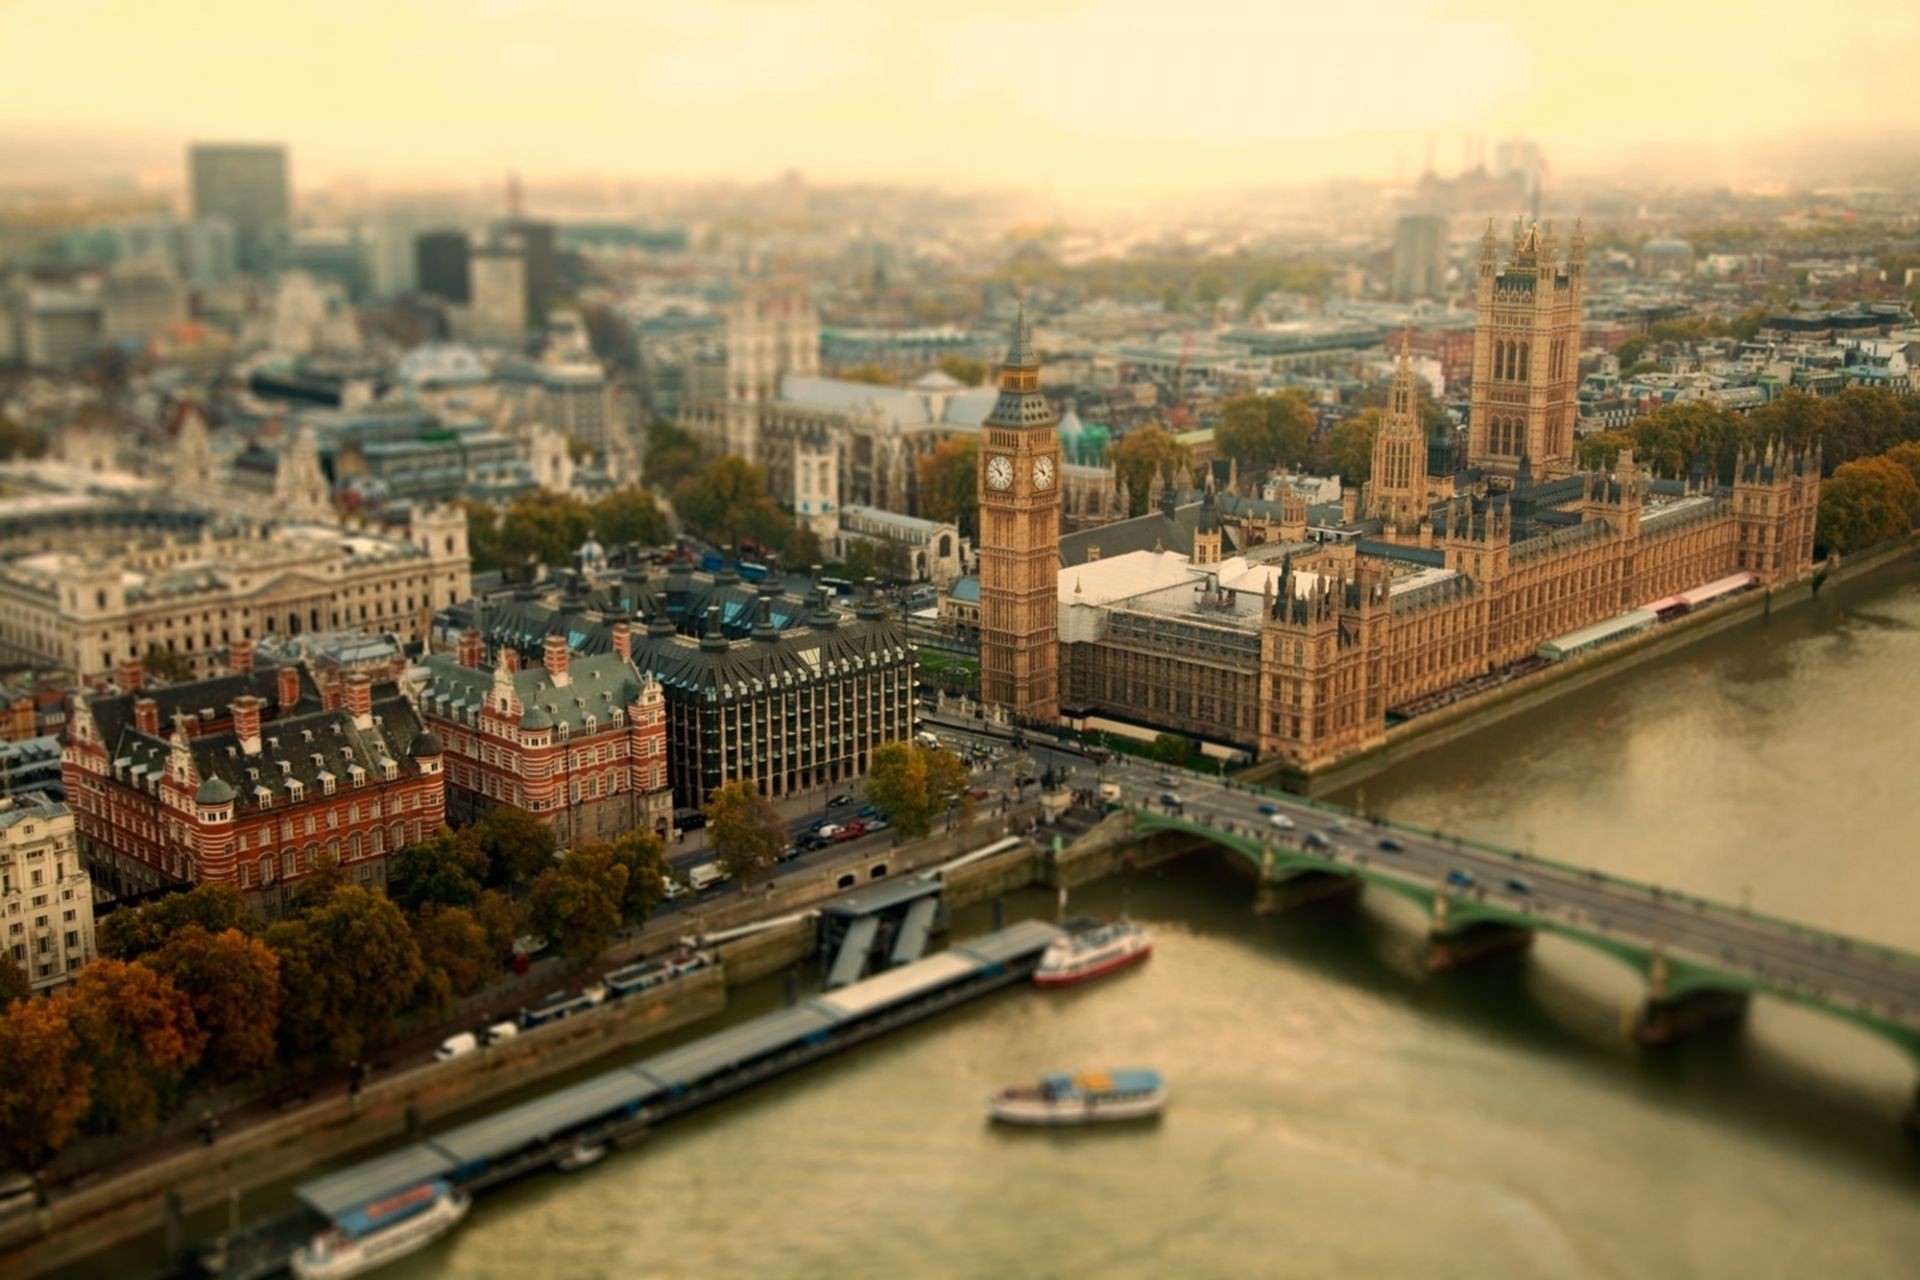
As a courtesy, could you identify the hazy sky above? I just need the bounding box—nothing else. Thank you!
[2,0,1913,199]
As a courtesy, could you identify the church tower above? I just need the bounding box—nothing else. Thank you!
[1367,342,1427,533]
[977,307,1061,723]
[1468,219,1585,480]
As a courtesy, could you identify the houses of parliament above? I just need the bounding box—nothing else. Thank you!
[977,221,1821,774]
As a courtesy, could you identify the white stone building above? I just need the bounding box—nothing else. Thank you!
[0,795,95,993]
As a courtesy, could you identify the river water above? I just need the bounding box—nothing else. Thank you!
[315,559,1920,1277]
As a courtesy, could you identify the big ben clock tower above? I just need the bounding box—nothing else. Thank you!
[977,307,1060,723]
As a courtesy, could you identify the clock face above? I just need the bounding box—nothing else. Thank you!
[1032,455,1056,490]
[986,454,1014,490]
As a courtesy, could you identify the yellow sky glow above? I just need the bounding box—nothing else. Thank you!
[1,0,1912,199]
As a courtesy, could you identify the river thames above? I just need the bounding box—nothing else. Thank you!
[385,558,1920,1279]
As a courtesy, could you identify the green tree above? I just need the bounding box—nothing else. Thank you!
[1614,335,1651,367]
[609,830,670,922]
[592,486,671,549]
[141,926,280,1083]
[782,523,824,570]
[0,950,28,1006]
[67,960,204,1135]
[864,742,971,841]
[472,806,558,894]
[1109,425,1188,516]
[1816,457,1920,554]
[1745,391,1830,456]
[1882,440,1920,490]
[458,498,508,574]
[1326,411,1380,487]
[840,363,896,385]
[644,420,704,492]
[1575,430,1637,473]
[498,492,596,570]
[411,905,495,1007]
[97,883,255,962]
[0,995,91,1169]
[470,890,524,968]
[917,436,979,537]
[1150,733,1194,765]
[290,852,349,917]
[267,887,425,1064]
[1216,392,1315,478]
[937,355,988,386]
[141,644,193,685]
[389,827,488,914]
[673,455,785,552]
[704,781,786,886]
[0,416,46,462]
[528,842,629,964]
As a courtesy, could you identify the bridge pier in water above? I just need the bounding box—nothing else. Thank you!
[1424,921,1535,973]
[1631,988,1750,1047]
[1254,871,1362,916]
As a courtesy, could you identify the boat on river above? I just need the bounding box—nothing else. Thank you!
[987,1069,1166,1125]
[290,1179,469,1279]
[1033,917,1151,987]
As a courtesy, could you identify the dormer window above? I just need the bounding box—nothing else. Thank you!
[287,779,304,801]
[320,773,336,796]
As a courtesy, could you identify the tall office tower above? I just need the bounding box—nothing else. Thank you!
[469,234,528,347]
[1390,214,1447,300]
[414,230,472,303]
[189,143,291,276]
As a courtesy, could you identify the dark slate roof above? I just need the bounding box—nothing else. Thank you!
[1355,539,1446,567]
[419,651,652,735]
[88,666,325,760]
[630,608,911,703]
[1058,501,1226,567]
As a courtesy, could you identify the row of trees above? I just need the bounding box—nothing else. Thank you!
[462,487,672,574]
[1817,443,1920,554]
[0,808,674,1171]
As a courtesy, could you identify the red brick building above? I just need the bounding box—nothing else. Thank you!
[61,644,444,919]
[417,627,671,846]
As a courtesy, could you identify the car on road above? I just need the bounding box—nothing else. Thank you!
[687,862,728,891]
[798,832,829,851]
[1505,876,1533,896]
[1445,868,1476,889]
[1267,812,1296,830]
[1257,803,1280,816]
[661,878,685,901]
[1377,837,1406,853]
[816,823,845,840]
[857,804,882,819]
[867,817,891,833]
[833,820,868,843]
[674,809,706,832]
[1303,831,1332,851]
[483,1021,518,1047]
[434,1031,480,1062]
[776,844,801,863]
[1160,792,1184,810]
[827,793,855,809]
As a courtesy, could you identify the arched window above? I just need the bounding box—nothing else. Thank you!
[390,821,405,852]
[327,837,341,864]
[1517,342,1530,381]
[371,828,384,855]
[259,854,275,885]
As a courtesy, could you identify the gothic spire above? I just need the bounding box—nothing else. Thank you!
[1003,303,1038,371]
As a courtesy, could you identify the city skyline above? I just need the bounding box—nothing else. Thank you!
[2,0,1916,206]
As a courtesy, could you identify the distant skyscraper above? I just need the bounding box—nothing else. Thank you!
[414,230,472,303]
[188,144,290,276]
[501,218,556,319]
[1390,214,1446,300]
[468,234,528,347]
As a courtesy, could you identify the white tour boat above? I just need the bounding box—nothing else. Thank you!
[1033,917,1152,987]
[290,1179,470,1279]
[987,1069,1167,1126]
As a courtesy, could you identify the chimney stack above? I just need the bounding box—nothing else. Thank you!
[610,618,632,662]
[134,697,159,736]
[503,647,520,672]
[118,656,144,695]
[543,634,570,686]
[345,671,374,729]
[457,628,486,669]
[231,695,264,755]
[277,665,301,714]
[319,670,345,711]
[229,638,253,675]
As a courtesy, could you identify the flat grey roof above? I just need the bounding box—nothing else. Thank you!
[633,1005,841,1090]
[951,918,1063,965]
[822,874,942,918]
[427,1071,662,1166]
[888,896,940,967]
[819,949,974,1021]
[295,1146,454,1220]
[825,916,882,989]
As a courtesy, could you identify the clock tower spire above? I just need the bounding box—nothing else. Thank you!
[977,305,1061,724]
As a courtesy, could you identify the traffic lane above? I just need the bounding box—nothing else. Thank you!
[1133,782,1920,1008]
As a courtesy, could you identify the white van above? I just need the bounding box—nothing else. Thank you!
[434,1031,480,1062]
[687,862,727,892]
[914,731,941,749]
[483,1021,519,1047]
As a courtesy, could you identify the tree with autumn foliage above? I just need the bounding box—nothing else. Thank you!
[141,926,281,1084]
[917,437,979,537]
[0,996,91,1169]
[66,960,204,1135]
[529,842,630,965]
[863,742,972,841]
[1216,391,1314,479]
[471,805,558,894]
[704,781,786,886]
[0,950,29,1007]
[609,830,671,922]
[97,882,255,962]
[390,826,489,913]
[1108,425,1188,516]
[411,905,496,1008]
[1817,456,1920,554]
[267,887,424,1064]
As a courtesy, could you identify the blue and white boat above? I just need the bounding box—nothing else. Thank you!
[290,1179,469,1279]
[987,1069,1166,1126]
